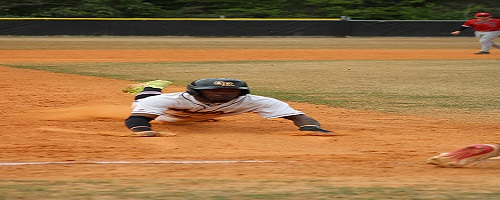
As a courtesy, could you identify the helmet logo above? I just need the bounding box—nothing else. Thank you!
[213,81,235,86]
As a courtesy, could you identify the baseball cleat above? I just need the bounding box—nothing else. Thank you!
[427,144,499,167]
[474,51,490,54]
[122,131,177,137]
[121,80,172,94]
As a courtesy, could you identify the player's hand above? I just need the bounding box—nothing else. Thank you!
[299,125,332,133]
[122,131,177,137]
[451,31,460,35]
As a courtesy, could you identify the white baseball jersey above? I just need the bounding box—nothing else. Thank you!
[131,92,304,122]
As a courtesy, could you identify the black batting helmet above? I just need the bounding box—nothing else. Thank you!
[187,78,250,97]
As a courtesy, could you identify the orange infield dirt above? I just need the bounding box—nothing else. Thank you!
[1,49,499,62]
[1,49,500,190]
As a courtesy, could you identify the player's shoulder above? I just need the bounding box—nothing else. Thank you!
[244,94,286,103]
[163,91,185,96]
[246,94,274,100]
[140,92,184,101]
[150,92,183,98]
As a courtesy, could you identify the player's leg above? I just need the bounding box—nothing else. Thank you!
[476,31,500,53]
[427,144,500,167]
[475,32,491,53]
[121,80,172,100]
[489,31,500,48]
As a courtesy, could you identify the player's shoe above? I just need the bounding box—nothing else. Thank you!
[121,80,172,94]
[427,144,499,167]
[122,131,177,137]
[474,51,490,54]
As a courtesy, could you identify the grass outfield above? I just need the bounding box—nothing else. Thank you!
[7,59,499,122]
[2,179,500,199]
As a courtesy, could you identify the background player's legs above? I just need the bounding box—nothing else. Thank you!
[475,32,491,52]
[493,42,500,48]
[489,31,500,49]
[476,31,500,52]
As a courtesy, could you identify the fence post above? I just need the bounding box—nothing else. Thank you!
[340,16,351,37]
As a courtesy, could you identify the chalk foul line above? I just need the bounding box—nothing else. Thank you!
[0,160,280,166]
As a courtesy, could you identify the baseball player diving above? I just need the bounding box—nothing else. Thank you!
[451,12,500,54]
[121,78,332,137]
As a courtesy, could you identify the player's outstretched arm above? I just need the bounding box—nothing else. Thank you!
[451,26,468,35]
[283,114,332,133]
[124,114,175,137]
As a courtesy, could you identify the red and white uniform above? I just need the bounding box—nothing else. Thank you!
[131,92,304,122]
[461,18,500,52]
[462,18,500,31]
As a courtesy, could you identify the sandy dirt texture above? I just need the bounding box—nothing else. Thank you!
[1,45,500,192]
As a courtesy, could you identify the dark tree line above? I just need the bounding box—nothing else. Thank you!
[0,0,498,20]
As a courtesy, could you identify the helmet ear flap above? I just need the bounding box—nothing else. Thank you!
[186,88,199,96]
[187,81,199,96]
[239,89,250,96]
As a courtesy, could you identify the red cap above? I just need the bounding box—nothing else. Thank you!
[474,12,491,17]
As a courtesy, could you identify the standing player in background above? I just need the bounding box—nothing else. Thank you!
[451,12,500,54]
[427,144,500,167]
[120,78,332,137]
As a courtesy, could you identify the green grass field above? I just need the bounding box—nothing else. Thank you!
[2,179,500,200]
[8,59,499,122]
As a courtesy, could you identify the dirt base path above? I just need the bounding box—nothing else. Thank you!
[1,49,500,191]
